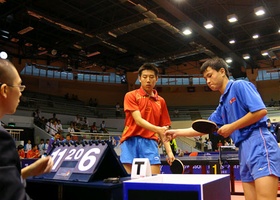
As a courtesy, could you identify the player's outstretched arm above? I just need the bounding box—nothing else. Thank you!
[21,156,53,179]
[165,128,202,141]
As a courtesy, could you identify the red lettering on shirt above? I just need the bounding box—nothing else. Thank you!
[229,97,236,104]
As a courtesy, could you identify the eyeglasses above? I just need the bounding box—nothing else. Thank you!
[0,83,26,92]
[8,85,26,92]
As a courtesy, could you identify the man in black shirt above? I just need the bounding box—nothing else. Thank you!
[0,59,53,200]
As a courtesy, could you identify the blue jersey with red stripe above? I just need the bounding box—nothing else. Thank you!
[209,80,268,147]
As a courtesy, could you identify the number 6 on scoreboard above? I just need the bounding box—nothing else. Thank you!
[78,148,101,171]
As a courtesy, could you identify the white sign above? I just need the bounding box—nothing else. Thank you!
[131,158,151,179]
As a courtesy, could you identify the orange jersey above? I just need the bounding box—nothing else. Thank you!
[26,149,40,159]
[120,87,171,143]
[18,150,25,159]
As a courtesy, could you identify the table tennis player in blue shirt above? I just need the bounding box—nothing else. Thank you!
[165,57,280,200]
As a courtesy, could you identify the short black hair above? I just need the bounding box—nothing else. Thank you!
[138,63,159,77]
[17,144,24,151]
[200,57,230,78]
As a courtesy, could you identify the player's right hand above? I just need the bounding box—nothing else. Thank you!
[164,129,176,141]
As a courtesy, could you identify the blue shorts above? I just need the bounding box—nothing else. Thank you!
[239,127,280,182]
[120,137,161,165]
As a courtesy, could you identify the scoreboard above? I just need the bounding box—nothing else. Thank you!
[35,140,128,182]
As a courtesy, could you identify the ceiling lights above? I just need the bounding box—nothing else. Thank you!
[183,28,192,35]
[227,14,238,23]
[254,6,265,16]
[203,21,214,29]
[242,54,250,60]
[0,51,8,59]
[252,34,259,39]
[51,49,57,56]
[10,37,19,42]
[37,50,48,55]
[38,46,46,51]
[86,51,100,57]
[229,39,235,44]
[225,57,232,63]
[108,31,117,38]
[18,26,34,35]
[261,50,268,56]
[25,42,33,47]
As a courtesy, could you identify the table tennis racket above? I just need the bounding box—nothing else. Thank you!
[192,119,218,134]
[170,158,184,174]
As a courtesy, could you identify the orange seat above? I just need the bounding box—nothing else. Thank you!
[189,152,198,157]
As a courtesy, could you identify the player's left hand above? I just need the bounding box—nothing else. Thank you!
[217,124,234,138]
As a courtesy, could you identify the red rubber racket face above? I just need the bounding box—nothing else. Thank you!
[170,158,184,174]
[192,119,218,134]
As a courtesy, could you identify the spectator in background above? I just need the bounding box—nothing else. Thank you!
[173,108,179,118]
[46,132,61,154]
[81,117,89,129]
[39,116,46,129]
[44,139,49,155]
[90,122,98,133]
[33,108,47,129]
[206,138,213,151]
[194,136,200,149]
[57,120,63,133]
[24,139,32,154]
[73,122,81,132]
[32,108,41,122]
[169,139,178,156]
[100,120,108,133]
[63,133,73,144]
[177,148,184,157]
[68,122,75,133]
[26,144,40,159]
[115,102,121,118]
[45,119,52,133]
[49,120,58,136]
[267,119,276,140]
[38,139,45,156]
[49,113,58,122]
[17,145,25,159]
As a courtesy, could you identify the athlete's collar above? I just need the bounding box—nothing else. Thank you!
[219,80,234,104]
[139,87,158,100]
